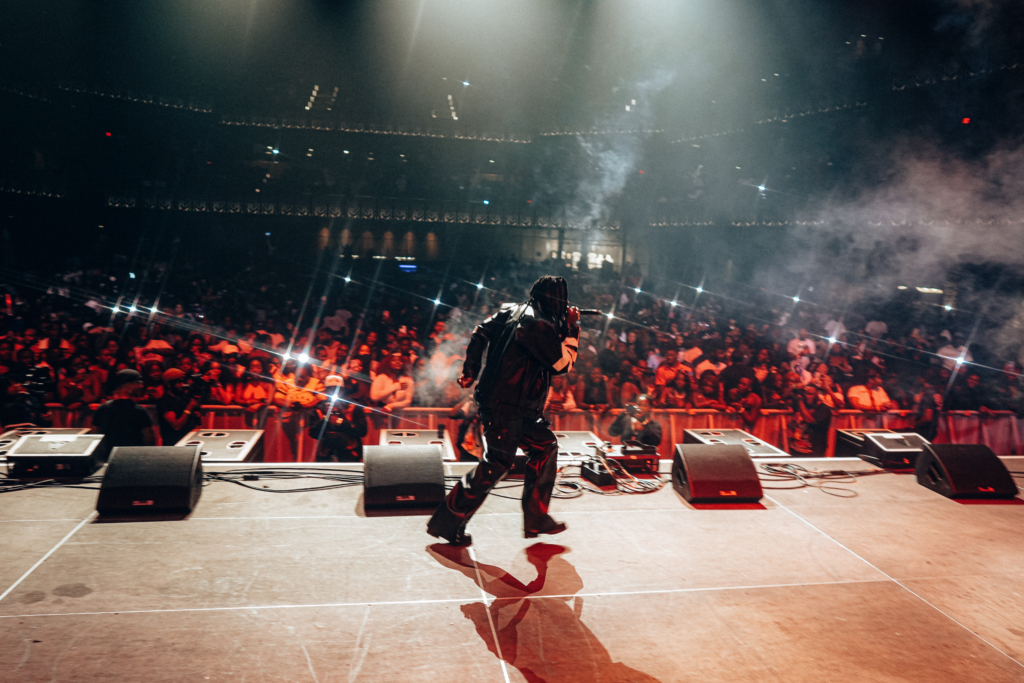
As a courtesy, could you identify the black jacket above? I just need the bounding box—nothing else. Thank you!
[463,303,579,416]
[609,412,663,447]
[310,400,368,459]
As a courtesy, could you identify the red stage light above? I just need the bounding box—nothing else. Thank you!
[962,118,970,124]
[105,132,112,136]
[638,169,644,174]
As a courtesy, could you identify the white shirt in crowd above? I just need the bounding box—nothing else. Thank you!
[370,373,414,411]
[864,320,888,338]
[322,309,352,333]
[694,359,726,376]
[681,346,703,364]
[823,319,846,340]
[936,344,972,371]
[847,385,893,411]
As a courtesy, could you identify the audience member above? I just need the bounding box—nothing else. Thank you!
[370,352,414,413]
[310,375,368,461]
[576,365,612,413]
[847,370,897,412]
[91,369,157,451]
[791,384,832,456]
[609,394,662,447]
[156,368,201,446]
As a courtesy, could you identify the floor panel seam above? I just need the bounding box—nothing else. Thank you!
[764,493,1024,671]
[0,513,96,604]
[468,546,512,683]
[0,577,896,620]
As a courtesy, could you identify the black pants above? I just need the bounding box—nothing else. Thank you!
[428,413,560,536]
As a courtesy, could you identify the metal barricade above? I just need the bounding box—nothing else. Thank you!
[33,404,1024,460]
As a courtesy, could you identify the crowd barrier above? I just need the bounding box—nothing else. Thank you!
[38,404,1023,462]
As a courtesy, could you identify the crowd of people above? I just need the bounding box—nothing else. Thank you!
[1,258,1022,458]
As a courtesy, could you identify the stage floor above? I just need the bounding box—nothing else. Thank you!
[2,458,1024,683]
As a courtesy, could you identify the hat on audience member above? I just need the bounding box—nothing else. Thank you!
[324,375,344,387]
[162,368,186,383]
[112,369,143,389]
[220,344,240,356]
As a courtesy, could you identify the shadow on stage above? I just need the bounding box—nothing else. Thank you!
[429,542,662,683]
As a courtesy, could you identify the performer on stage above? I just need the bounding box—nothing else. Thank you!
[427,275,580,546]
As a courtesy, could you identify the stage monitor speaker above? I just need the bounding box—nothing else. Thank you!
[363,445,444,510]
[915,444,1017,500]
[835,429,896,458]
[0,427,90,462]
[672,444,763,503]
[175,429,264,463]
[7,434,106,478]
[860,432,929,469]
[96,446,203,514]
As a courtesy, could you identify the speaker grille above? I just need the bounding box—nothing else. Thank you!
[96,446,203,513]
[916,444,1016,499]
[672,444,762,503]
[363,445,445,509]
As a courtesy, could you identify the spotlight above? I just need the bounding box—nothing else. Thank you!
[793,296,800,303]
[696,286,703,294]
[434,299,442,306]
[129,305,137,313]
[606,312,614,319]
[344,276,352,283]
[129,272,136,279]
[828,337,836,344]
[298,352,310,364]
[265,232,271,236]
[670,301,677,307]
[462,81,470,86]
[476,283,483,290]
[634,287,641,293]
[758,185,765,192]
[944,304,952,311]
[483,200,489,205]
[272,149,279,155]
[112,305,120,314]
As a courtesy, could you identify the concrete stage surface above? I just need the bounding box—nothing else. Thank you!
[2,457,1023,683]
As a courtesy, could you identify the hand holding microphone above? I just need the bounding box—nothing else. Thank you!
[566,305,580,328]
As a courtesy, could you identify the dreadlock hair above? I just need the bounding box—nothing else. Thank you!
[529,275,569,332]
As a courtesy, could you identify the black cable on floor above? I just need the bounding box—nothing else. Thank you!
[204,467,365,493]
[757,463,888,498]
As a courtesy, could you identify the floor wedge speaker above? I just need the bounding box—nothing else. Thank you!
[673,444,763,503]
[363,445,445,510]
[96,446,203,514]
[915,443,1017,499]
[860,432,929,469]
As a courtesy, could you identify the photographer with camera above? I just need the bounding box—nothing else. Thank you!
[156,368,201,446]
[310,375,368,462]
[609,394,662,447]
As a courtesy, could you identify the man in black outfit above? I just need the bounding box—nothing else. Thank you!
[91,369,156,456]
[427,276,580,546]
[609,394,662,447]
[310,375,368,461]
[156,368,201,447]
